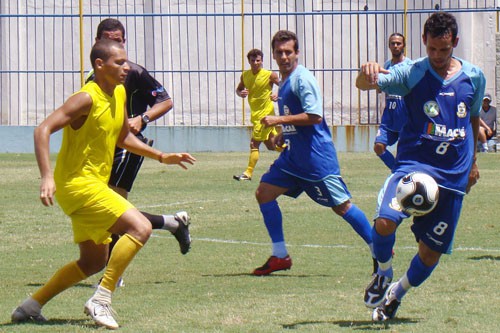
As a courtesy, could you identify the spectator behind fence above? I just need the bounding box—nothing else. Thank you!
[478,92,497,152]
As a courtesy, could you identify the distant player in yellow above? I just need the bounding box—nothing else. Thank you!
[11,39,195,329]
[234,48,280,181]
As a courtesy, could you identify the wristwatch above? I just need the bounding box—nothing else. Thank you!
[141,113,150,124]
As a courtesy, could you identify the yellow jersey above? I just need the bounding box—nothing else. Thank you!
[242,68,275,122]
[54,81,126,216]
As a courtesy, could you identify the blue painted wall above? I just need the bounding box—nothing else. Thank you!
[0,125,379,153]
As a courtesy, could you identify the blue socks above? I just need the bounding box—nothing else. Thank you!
[407,254,437,287]
[372,227,395,263]
[378,150,395,170]
[391,255,438,301]
[260,200,287,258]
[342,204,373,245]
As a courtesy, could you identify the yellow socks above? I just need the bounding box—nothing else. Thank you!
[32,261,87,306]
[100,233,143,292]
[245,149,259,177]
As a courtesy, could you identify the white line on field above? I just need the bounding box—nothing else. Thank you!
[151,234,500,253]
[140,199,231,209]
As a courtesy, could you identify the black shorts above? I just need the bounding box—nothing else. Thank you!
[108,135,154,192]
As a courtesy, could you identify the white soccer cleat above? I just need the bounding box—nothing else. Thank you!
[84,297,119,329]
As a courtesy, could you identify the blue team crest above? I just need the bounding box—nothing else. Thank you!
[423,101,440,117]
[456,102,467,118]
[283,105,291,115]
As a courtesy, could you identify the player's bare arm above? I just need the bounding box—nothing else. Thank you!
[34,92,93,206]
[236,75,248,98]
[467,116,480,193]
[261,113,322,127]
[128,98,173,135]
[269,72,280,101]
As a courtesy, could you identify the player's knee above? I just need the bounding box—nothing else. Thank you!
[332,200,351,216]
[373,143,385,156]
[134,221,152,244]
[255,187,275,204]
[418,242,441,266]
[374,218,397,236]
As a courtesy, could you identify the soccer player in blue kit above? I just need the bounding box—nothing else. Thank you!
[356,12,484,321]
[252,30,376,276]
[374,33,411,170]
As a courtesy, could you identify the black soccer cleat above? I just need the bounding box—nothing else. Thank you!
[173,211,191,254]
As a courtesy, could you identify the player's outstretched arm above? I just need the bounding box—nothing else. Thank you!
[356,62,389,91]
[118,124,195,170]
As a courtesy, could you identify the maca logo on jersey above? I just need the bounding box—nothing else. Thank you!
[423,100,439,117]
[425,123,466,138]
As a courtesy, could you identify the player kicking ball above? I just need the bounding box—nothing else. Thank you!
[356,12,484,320]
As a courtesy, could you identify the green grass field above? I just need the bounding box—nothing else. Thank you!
[0,152,499,333]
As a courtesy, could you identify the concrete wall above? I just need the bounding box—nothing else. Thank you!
[0,125,379,154]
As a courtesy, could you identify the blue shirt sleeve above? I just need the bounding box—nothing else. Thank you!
[290,66,323,117]
[461,60,486,117]
[378,58,423,97]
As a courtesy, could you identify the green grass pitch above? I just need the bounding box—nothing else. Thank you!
[0,152,499,332]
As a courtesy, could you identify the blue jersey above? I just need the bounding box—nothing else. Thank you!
[378,56,485,194]
[380,57,412,132]
[275,65,340,180]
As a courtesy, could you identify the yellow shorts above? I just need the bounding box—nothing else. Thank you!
[56,180,134,245]
[251,121,278,142]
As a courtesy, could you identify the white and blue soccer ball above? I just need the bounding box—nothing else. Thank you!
[396,172,439,216]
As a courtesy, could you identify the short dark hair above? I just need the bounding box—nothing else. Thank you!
[271,30,299,52]
[247,48,263,60]
[90,39,123,69]
[389,32,405,47]
[423,12,458,42]
[96,18,126,40]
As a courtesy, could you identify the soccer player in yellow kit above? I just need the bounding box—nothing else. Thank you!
[234,48,280,181]
[11,39,195,329]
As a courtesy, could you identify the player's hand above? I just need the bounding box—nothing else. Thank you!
[261,115,280,127]
[359,62,390,85]
[159,153,196,169]
[270,92,278,102]
[39,176,56,206]
[466,162,479,193]
[238,88,249,98]
[128,116,142,135]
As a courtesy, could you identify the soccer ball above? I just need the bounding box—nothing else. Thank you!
[396,172,439,216]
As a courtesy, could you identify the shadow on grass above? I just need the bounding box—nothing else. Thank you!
[468,255,500,261]
[282,317,420,330]
[201,273,333,278]
[1,318,94,329]
[27,282,96,289]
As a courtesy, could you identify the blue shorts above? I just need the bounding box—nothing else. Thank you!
[261,163,351,207]
[376,172,463,254]
[374,125,399,147]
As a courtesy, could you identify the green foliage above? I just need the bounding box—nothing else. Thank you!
[0,152,499,332]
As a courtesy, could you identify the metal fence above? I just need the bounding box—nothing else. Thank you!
[0,0,498,127]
